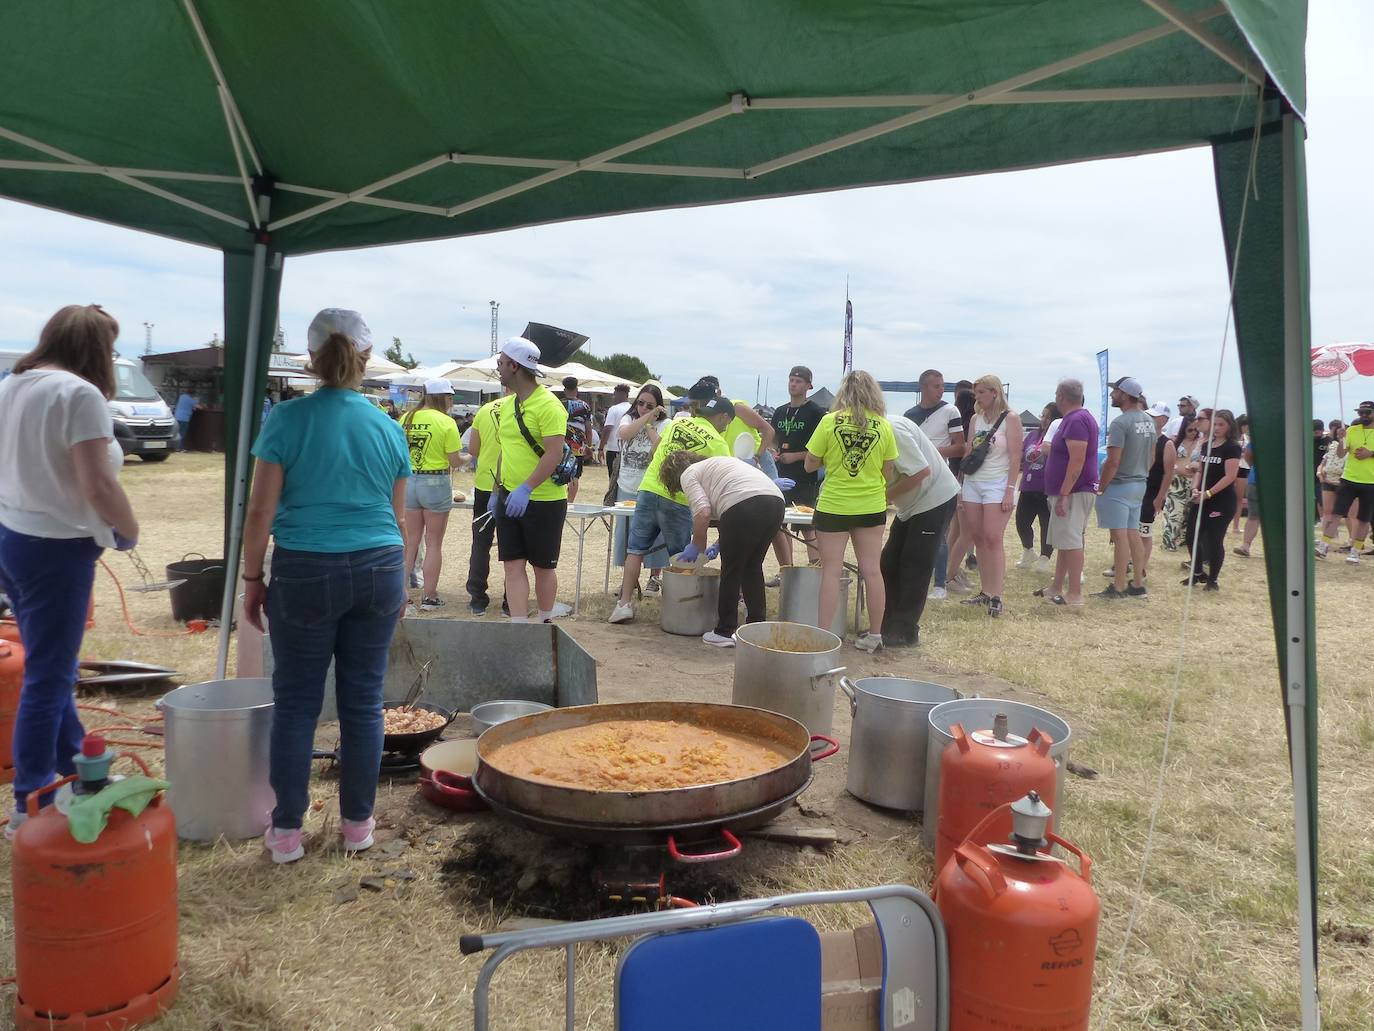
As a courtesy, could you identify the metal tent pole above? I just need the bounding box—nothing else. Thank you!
[1280,112,1321,1031]
[215,193,272,679]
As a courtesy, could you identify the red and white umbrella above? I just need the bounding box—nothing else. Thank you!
[1311,342,1374,382]
[1312,343,1374,414]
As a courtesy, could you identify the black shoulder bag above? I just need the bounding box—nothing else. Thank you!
[959,411,1009,476]
[514,395,578,487]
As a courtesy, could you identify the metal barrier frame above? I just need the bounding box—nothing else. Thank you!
[460,884,948,1031]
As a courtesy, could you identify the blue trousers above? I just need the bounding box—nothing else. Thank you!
[266,545,405,829]
[0,525,100,811]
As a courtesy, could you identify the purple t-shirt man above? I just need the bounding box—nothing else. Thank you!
[1045,407,1099,495]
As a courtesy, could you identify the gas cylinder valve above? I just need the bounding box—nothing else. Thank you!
[1009,791,1053,855]
[73,734,114,794]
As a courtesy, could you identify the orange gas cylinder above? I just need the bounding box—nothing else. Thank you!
[0,639,23,784]
[935,715,1057,876]
[11,745,179,1030]
[935,793,1099,1031]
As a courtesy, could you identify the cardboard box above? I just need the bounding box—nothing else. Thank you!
[820,922,883,1031]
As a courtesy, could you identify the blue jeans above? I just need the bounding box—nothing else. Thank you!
[627,490,693,560]
[0,525,100,811]
[613,483,669,569]
[266,545,405,829]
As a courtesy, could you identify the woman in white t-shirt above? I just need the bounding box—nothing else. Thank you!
[0,305,140,833]
[946,374,1022,618]
[612,385,670,591]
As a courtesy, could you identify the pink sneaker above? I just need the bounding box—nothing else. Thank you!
[341,817,375,852]
[264,827,304,865]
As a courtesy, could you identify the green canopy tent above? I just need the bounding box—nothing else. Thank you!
[0,2,1316,1021]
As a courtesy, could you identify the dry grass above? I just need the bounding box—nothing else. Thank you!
[0,453,1369,1029]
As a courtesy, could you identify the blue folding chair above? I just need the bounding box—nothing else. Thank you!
[461,885,948,1031]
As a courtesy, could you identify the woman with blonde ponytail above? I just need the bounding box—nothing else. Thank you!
[401,379,464,610]
[804,370,897,653]
[241,308,412,865]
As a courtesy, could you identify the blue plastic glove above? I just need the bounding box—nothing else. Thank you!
[112,530,137,552]
[679,542,701,563]
[773,477,796,492]
[486,491,499,516]
[504,483,533,518]
[704,542,720,561]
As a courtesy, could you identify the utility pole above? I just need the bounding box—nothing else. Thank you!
[489,300,500,355]
[143,321,154,354]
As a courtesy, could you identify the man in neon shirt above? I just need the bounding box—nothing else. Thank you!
[1323,400,1374,563]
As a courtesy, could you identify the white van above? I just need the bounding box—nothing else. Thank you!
[0,351,179,460]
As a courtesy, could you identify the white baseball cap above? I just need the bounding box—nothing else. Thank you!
[424,378,454,395]
[500,336,541,372]
[307,308,372,352]
[1146,402,1171,418]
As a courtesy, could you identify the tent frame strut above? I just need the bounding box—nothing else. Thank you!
[1137,0,1264,84]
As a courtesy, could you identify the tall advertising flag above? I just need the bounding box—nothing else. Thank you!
[843,294,853,376]
[1096,349,1110,447]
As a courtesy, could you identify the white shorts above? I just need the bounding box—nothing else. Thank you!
[961,477,1009,505]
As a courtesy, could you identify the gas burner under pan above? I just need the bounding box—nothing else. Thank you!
[312,750,422,776]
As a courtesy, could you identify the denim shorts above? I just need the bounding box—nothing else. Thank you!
[627,490,692,558]
[1095,479,1147,530]
[406,472,453,512]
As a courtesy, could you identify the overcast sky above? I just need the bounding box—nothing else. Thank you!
[1,3,1367,421]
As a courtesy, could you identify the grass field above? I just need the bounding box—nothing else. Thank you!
[1,452,1369,1030]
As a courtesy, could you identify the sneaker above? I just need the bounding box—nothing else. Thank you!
[3,808,26,841]
[988,596,1003,618]
[419,597,445,611]
[1126,585,1149,600]
[854,632,883,653]
[1015,548,1035,570]
[408,570,421,589]
[763,575,782,588]
[961,592,991,607]
[1203,580,1220,592]
[1103,562,1133,578]
[265,827,305,865]
[1314,542,1328,560]
[643,576,662,597]
[608,601,635,624]
[1035,555,1052,574]
[1233,546,1251,558]
[467,601,488,616]
[929,587,948,601]
[550,601,573,618]
[1093,584,1128,600]
[702,631,735,648]
[1346,550,1361,565]
[341,817,375,853]
[946,573,973,595]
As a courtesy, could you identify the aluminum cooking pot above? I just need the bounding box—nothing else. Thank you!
[840,676,958,811]
[732,621,846,738]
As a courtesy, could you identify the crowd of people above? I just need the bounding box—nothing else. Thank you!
[4,301,1368,865]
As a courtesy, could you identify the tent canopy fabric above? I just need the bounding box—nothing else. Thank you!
[0,5,1317,1021]
[0,2,1303,258]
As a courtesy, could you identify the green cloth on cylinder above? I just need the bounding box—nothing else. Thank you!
[65,776,170,844]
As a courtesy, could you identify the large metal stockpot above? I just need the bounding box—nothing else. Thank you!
[777,565,850,639]
[659,568,721,636]
[732,621,846,738]
[921,698,1072,849]
[840,677,958,811]
[159,678,275,841]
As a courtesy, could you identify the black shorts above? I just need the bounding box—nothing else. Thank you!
[495,497,567,568]
[1320,481,1338,493]
[1138,502,1158,526]
[782,480,820,509]
[812,509,886,532]
[1334,480,1374,523]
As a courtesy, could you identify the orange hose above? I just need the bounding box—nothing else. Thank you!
[97,559,208,637]
[77,703,127,717]
[103,738,163,750]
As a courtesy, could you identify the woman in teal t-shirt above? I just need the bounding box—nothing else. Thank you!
[804,371,897,654]
[242,308,411,866]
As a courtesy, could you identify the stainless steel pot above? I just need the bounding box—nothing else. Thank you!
[839,676,958,810]
[921,698,1072,848]
[777,564,850,638]
[660,568,721,636]
[159,678,275,841]
[732,621,846,738]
